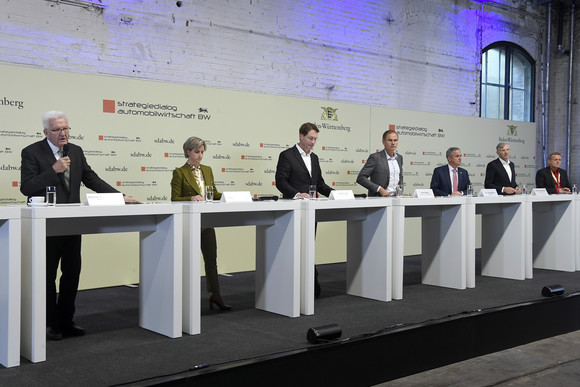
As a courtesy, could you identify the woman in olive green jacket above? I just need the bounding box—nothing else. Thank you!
[171,136,230,310]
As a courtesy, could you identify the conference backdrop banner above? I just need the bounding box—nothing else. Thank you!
[0,63,535,289]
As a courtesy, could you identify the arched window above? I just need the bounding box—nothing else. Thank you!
[481,42,534,122]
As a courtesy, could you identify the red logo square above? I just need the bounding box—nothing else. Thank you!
[99,135,104,141]
[116,181,122,186]
[389,124,396,131]
[141,167,145,171]
[12,181,18,187]
[164,153,169,157]
[103,99,115,113]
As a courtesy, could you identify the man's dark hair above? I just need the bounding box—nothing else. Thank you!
[299,122,319,136]
[382,130,398,140]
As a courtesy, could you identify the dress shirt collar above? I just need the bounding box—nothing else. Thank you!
[46,138,60,156]
[499,158,510,166]
[384,150,398,161]
[296,143,310,157]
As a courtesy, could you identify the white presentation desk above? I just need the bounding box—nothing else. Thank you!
[465,196,526,286]
[392,197,466,300]
[575,194,580,271]
[21,203,183,363]
[181,200,300,335]
[300,198,392,315]
[0,207,21,368]
[526,195,576,274]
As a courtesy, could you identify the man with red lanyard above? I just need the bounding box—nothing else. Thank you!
[535,152,573,194]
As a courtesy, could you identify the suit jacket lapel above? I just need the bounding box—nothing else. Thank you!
[509,162,516,184]
[457,168,465,188]
[443,167,452,192]
[379,151,390,187]
[181,164,202,196]
[496,159,510,182]
[310,153,318,183]
[41,140,57,170]
[292,146,311,179]
[200,165,213,187]
[41,140,69,192]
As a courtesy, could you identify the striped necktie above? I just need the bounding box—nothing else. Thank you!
[59,148,71,190]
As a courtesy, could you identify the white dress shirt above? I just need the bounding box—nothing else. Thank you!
[296,143,312,176]
[386,151,400,194]
[500,158,512,182]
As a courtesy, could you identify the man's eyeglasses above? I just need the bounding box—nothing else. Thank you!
[50,127,71,133]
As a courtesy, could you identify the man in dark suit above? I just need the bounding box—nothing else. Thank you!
[275,122,332,297]
[20,111,137,341]
[357,130,403,196]
[536,152,572,194]
[484,142,521,195]
[430,147,471,196]
[275,122,333,199]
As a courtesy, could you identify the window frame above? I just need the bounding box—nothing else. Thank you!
[480,41,535,122]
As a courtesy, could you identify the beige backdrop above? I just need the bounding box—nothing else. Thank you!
[0,63,536,289]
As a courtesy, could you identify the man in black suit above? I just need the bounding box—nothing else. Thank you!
[275,122,333,296]
[484,142,521,195]
[20,110,137,340]
[430,147,471,196]
[536,152,572,194]
[275,122,333,199]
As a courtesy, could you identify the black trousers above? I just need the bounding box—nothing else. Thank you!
[46,235,82,328]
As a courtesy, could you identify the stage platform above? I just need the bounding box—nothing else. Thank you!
[1,252,579,386]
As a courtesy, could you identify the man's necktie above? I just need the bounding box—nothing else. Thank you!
[59,148,71,190]
[452,168,458,193]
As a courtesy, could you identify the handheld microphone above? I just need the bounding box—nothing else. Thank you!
[62,144,69,157]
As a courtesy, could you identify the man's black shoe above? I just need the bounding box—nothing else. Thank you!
[62,324,85,337]
[47,327,63,341]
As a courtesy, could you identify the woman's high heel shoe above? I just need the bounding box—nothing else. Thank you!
[209,293,231,311]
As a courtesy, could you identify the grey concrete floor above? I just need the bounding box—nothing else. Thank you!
[379,330,580,386]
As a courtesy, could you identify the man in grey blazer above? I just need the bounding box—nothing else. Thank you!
[357,130,403,196]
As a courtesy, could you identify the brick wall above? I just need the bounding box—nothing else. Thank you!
[3,0,566,171]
